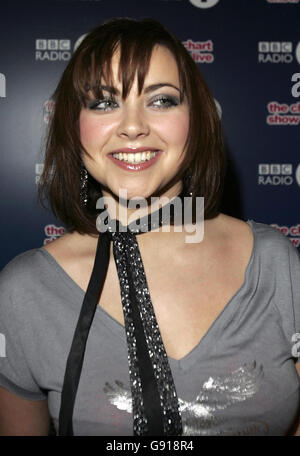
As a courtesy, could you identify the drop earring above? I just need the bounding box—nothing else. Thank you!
[80,166,88,206]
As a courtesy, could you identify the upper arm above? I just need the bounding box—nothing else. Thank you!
[0,386,50,436]
[0,254,50,435]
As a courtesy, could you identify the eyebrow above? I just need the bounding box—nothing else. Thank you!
[99,83,181,96]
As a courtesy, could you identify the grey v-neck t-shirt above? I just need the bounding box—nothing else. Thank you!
[0,220,300,436]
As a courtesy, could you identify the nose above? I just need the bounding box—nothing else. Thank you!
[116,104,150,140]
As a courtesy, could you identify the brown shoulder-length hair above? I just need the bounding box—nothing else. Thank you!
[38,17,225,235]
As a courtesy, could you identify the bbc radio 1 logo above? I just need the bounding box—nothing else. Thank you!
[162,0,220,6]
[0,73,6,98]
[292,73,300,97]
[189,0,220,7]
[258,163,300,186]
[258,41,300,64]
[36,35,85,61]
[35,39,71,61]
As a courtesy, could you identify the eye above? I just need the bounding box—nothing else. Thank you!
[89,97,119,111]
[150,95,180,109]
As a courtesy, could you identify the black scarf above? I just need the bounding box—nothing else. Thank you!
[58,193,184,436]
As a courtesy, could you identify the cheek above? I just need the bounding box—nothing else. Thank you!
[153,112,189,146]
[79,112,113,148]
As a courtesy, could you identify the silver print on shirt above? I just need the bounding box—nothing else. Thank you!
[103,360,265,436]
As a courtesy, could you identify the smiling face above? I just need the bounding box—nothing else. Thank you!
[79,45,190,202]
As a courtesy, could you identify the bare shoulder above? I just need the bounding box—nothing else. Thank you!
[206,213,254,264]
[42,231,100,291]
[212,213,253,240]
[42,231,98,266]
[43,231,76,260]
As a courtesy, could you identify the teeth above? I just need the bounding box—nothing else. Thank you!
[128,153,134,163]
[112,151,158,163]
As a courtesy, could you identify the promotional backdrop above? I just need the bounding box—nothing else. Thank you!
[0,0,299,270]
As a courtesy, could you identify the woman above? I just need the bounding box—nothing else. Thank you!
[0,17,299,436]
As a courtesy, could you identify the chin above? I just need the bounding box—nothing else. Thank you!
[122,191,152,204]
[112,184,155,201]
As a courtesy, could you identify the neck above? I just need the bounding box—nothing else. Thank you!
[100,183,183,228]
[95,182,205,245]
